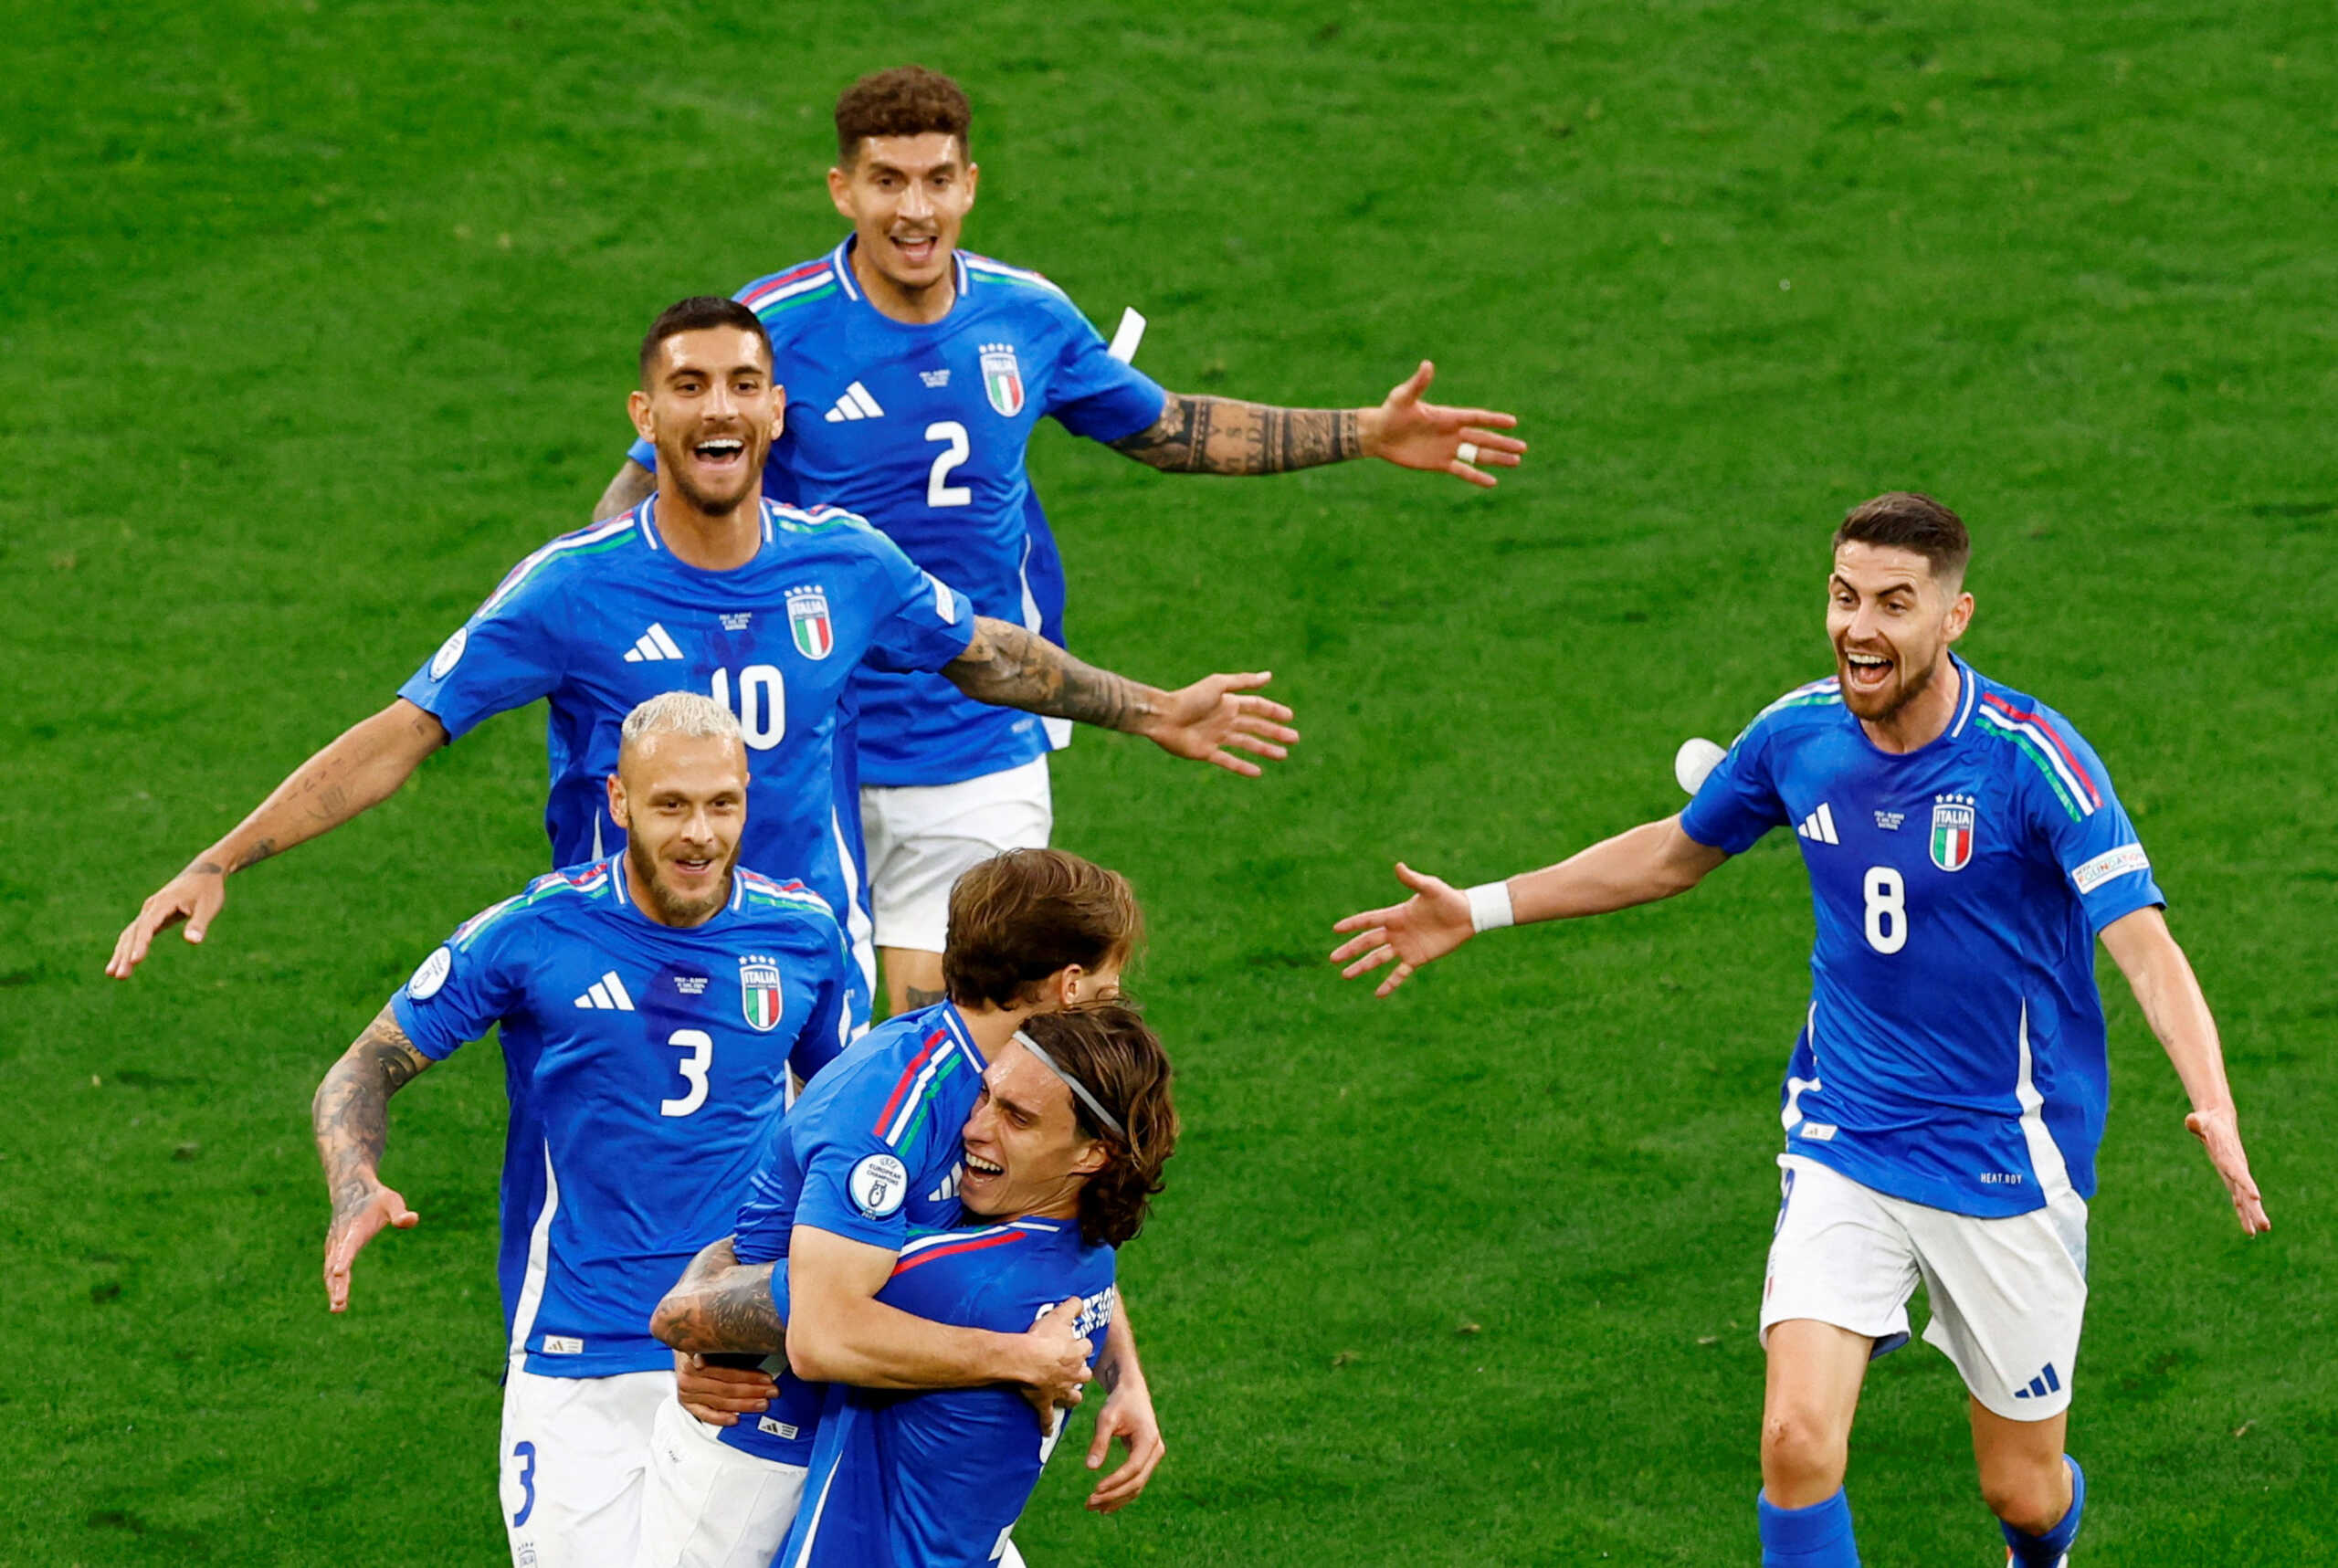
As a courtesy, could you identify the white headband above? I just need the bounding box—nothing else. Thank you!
[1011,1029,1127,1141]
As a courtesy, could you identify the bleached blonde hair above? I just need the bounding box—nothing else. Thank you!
[619,690,743,757]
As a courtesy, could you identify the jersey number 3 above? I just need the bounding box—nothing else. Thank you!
[1861,866,1907,955]
[661,1028,712,1117]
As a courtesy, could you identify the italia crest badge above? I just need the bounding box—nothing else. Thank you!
[786,586,834,660]
[740,955,784,1032]
[1929,794,1977,873]
[979,342,1025,417]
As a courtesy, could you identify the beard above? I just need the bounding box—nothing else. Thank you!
[1838,647,1941,723]
[626,835,737,926]
[666,460,753,518]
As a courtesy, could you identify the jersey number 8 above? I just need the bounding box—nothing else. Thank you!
[1861,866,1907,955]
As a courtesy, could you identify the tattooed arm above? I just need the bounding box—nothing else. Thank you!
[1109,394,1361,475]
[594,458,657,522]
[109,700,449,978]
[313,1005,434,1311]
[1109,364,1525,487]
[651,1236,786,1355]
[943,617,1299,778]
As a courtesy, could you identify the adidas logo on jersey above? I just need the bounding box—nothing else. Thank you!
[622,623,685,663]
[927,1161,964,1203]
[574,971,636,1011]
[823,381,885,422]
[1796,803,1841,845]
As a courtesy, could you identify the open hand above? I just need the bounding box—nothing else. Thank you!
[1360,361,1526,488]
[107,862,229,979]
[1085,1373,1165,1512]
[323,1179,419,1311]
[1143,673,1298,778]
[1330,862,1475,997]
[2185,1107,2270,1235]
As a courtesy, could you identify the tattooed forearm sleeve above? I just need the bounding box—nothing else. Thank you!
[312,1005,433,1198]
[1109,393,1361,475]
[944,618,1160,734]
[653,1237,786,1353]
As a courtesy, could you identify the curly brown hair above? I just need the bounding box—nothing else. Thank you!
[1017,1004,1177,1249]
[834,65,972,163]
[943,850,1143,1010]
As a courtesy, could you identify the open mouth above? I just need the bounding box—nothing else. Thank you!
[691,436,746,468]
[669,854,717,879]
[1842,650,1894,691]
[890,233,938,268]
[964,1150,1004,1178]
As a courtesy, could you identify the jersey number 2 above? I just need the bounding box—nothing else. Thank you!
[661,1029,712,1117]
[1861,866,1907,955]
[926,421,972,508]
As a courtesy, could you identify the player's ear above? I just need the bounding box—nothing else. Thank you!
[1946,590,1975,644]
[962,160,979,205]
[1054,964,1086,1009]
[1068,1136,1110,1178]
[769,384,785,443]
[605,772,628,832]
[627,388,655,444]
[827,164,854,220]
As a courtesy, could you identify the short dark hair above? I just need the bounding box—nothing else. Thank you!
[943,850,1143,1010]
[834,65,972,163]
[638,296,768,385]
[1017,1003,1177,1248]
[1834,491,1972,586]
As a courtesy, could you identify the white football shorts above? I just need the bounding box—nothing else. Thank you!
[859,755,1052,954]
[498,1358,673,1568]
[1760,1153,2088,1421]
[636,1394,809,1568]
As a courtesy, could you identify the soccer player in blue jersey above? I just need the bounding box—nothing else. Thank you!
[1330,493,2270,1567]
[770,1004,1178,1568]
[108,298,1298,1037]
[640,852,1158,1568]
[592,65,1524,1015]
[308,694,874,1568]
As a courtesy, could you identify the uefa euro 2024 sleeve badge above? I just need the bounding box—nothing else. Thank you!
[740,955,784,1032]
[979,342,1025,417]
[1930,794,1977,872]
[785,586,834,660]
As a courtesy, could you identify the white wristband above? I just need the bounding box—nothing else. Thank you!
[1465,880,1515,934]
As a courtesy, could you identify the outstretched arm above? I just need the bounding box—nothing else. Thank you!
[313,1005,435,1310]
[594,458,657,522]
[1330,815,1729,996]
[108,700,448,978]
[651,1235,785,1355]
[2099,907,2270,1234]
[1109,363,1524,488]
[943,616,1298,778]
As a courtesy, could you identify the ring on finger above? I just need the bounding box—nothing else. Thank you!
[1456,441,1480,466]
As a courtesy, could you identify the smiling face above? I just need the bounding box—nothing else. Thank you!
[627,326,781,517]
[828,132,977,305]
[1826,541,1974,725]
[956,1042,1108,1223]
[606,730,749,927]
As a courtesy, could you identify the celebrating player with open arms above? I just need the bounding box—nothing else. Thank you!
[108,297,1297,1038]
[594,66,1522,1016]
[635,851,1162,1568]
[1331,494,2268,1568]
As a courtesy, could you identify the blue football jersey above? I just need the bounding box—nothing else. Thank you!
[776,1218,1116,1568]
[396,495,974,1036]
[389,858,850,1377]
[1680,656,2165,1217]
[627,238,1167,786]
[716,1000,989,1464]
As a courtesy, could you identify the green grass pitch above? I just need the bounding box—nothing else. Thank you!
[5,2,2333,1563]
